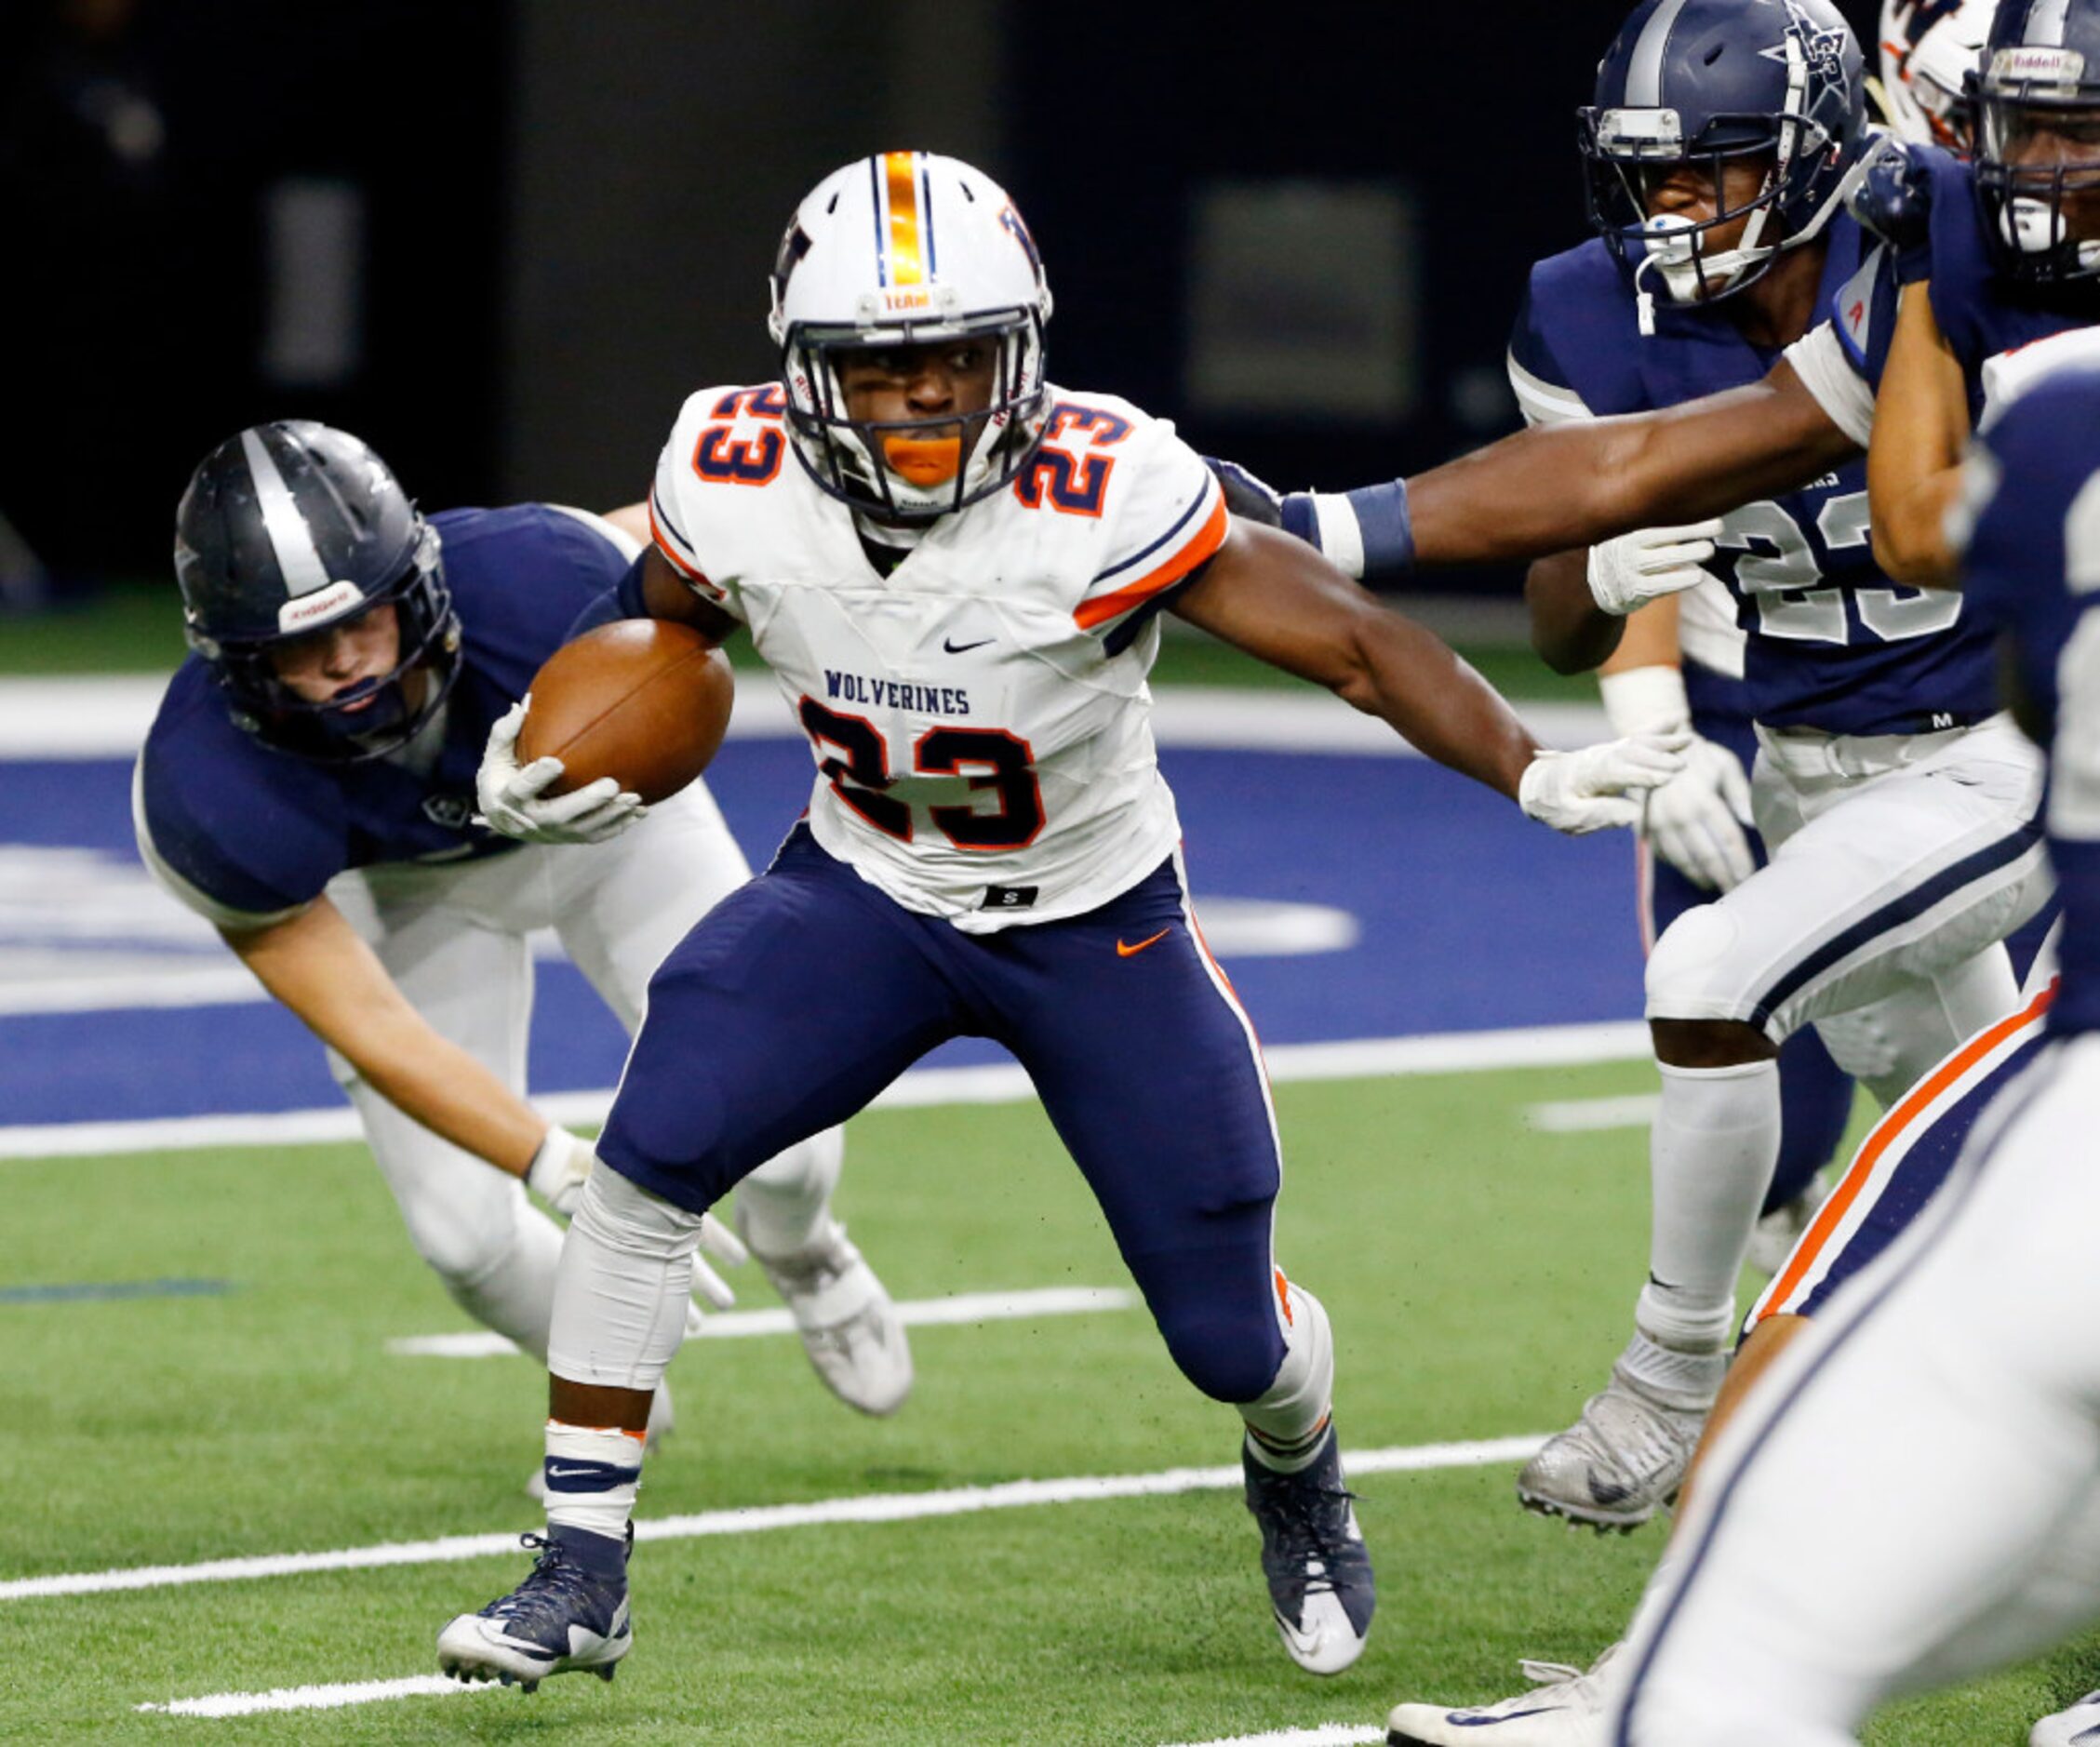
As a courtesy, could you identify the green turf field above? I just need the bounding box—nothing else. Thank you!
[6,1064,2093,1743]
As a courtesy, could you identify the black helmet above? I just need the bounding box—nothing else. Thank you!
[173,422,461,761]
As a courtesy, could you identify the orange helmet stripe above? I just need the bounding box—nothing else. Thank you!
[883,150,926,286]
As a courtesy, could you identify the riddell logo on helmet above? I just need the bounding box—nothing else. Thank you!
[276,579,365,633]
[883,288,934,312]
[1991,47,2086,84]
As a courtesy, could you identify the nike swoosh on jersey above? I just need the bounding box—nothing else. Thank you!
[943,636,994,654]
[1117,928,1171,957]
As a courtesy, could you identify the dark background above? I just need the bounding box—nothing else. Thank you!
[0,0,1884,597]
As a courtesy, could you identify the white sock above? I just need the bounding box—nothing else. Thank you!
[1639,1060,1781,1354]
[732,1127,845,1258]
[1241,1277,1335,1474]
[542,1420,644,1543]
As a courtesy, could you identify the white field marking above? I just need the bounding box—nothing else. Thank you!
[386,1286,1139,1357]
[137,1675,488,1717]
[0,673,1609,761]
[1526,1092,1662,1132]
[1,1435,1545,1603]
[1155,1728,1384,1747]
[0,1020,1652,1163]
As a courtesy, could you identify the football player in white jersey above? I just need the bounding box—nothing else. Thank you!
[432,151,1686,1698]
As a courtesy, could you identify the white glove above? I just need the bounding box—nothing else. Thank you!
[524,1125,595,1216]
[475,698,648,845]
[684,1213,748,1335]
[1598,664,1756,891]
[1518,729,1692,834]
[1585,520,1723,616]
[1643,736,1756,890]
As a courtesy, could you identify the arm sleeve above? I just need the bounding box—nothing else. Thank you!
[1784,322,1879,449]
[1072,420,1229,652]
[131,756,316,930]
[1505,282,1596,429]
[649,405,744,620]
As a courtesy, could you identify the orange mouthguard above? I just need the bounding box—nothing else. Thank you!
[881,434,962,487]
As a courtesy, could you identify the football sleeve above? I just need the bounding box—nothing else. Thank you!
[1780,244,1892,451]
[1505,282,1596,429]
[648,397,743,620]
[131,753,327,930]
[1070,416,1229,655]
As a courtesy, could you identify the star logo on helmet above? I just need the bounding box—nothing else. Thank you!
[1759,2,1852,113]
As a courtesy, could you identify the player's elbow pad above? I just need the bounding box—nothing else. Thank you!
[564,553,655,641]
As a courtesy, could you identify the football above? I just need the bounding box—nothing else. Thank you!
[516,620,734,805]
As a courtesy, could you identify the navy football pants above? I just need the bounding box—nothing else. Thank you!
[597,825,1290,1405]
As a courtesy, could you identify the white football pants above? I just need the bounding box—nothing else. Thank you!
[1644,714,2050,1098]
[325,780,844,1360]
[1610,1031,2100,1747]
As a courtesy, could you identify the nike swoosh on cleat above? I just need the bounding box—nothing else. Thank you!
[943,636,994,654]
[1444,1709,1564,1727]
[1117,928,1171,957]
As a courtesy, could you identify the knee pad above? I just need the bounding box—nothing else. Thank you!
[1157,1265,1307,1407]
[547,1165,712,1393]
[1645,904,1751,1023]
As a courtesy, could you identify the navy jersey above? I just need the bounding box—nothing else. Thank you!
[137,504,630,922]
[1898,146,2100,423]
[1508,214,1998,736]
[1961,367,2100,1036]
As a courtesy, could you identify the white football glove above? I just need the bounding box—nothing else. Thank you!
[684,1213,748,1335]
[1586,519,1724,616]
[475,698,647,845]
[1642,736,1756,891]
[1598,665,1757,891]
[524,1125,595,1217]
[1518,729,1692,834]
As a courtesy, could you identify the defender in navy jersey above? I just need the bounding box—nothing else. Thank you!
[1605,358,2100,1747]
[135,423,913,1467]
[1324,0,2048,1563]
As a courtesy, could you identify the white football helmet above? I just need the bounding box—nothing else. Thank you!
[767,151,1054,523]
[1878,0,1992,150]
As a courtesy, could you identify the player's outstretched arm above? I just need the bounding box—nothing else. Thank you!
[222,897,586,1206]
[1408,360,1855,567]
[1866,282,1969,588]
[1171,520,1685,830]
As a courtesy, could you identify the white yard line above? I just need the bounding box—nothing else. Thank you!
[387,1286,1139,1357]
[4,1434,1544,1604]
[0,1020,1649,1162]
[1526,1092,1661,1132]
[1156,1728,1384,1747]
[137,1675,488,1717]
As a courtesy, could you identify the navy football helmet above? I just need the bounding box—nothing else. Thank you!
[1580,0,1866,313]
[1972,0,2100,284]
[173,422,460,762]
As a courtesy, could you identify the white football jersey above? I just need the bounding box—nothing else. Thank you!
[649,383,1229,932]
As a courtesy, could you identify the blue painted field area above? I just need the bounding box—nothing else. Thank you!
[0,739,1647,1127]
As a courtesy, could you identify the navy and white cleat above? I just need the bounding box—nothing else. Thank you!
[1243,1423,1375,1675]
[436,1527,632,1693]
[1386,1643,1621,1745]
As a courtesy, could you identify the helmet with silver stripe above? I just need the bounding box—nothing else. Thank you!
[1580,0,1865,313]
[173,421,460,762]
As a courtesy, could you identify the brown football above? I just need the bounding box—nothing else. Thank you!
[516,620,734,805]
